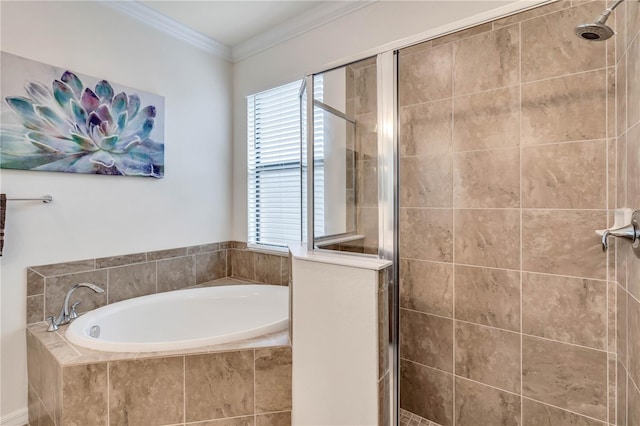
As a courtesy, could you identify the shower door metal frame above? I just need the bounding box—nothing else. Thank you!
[303,49,399,426]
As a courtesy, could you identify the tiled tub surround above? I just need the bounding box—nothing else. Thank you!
[26,313,292,426]
[26,241,290,325]
[26,243,291,425]
[615,0,640,424]
[398,1,622,425]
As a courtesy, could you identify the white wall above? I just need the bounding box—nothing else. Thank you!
[231,0,546,241]
[0,1,232,420]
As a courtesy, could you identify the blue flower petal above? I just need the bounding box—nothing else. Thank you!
[95,80,114,104]
[4,97,45,129]
[111,92,128,117]
[34,105,71,136]
[52,80,75,111]
[127,94,140,119]
[61,71,84,98]
[27,131,83,154]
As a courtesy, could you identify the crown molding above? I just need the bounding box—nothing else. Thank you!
[99,1,233,62]
[231,1,378,62]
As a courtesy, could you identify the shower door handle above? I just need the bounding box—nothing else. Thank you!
[601,210,640,252]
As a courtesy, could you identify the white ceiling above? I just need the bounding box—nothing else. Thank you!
[141,1,329,47]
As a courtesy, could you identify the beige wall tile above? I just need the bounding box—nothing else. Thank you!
[157,256,195,292]
[108,263,156,304]
[95,252,146,269]
[400,155,452,208]
[522,398,605,426]
[522,273,606,349]
[630,380,640,426]
[521,70,607,145]
[62,363,107,425]
[27,269,44,296]
[27,295,44,324]
[399,99,453,157]
[255,253,283,286]
[453,25,519,96]
[522,210,607,279]
[521,2,607,82]
[454,265,520,332]
[356,207,379,250]
[628,295,640,389]
[628,248,640,299]
[453,86,520,152]
[196,250,227,284]
[617,55,627,137]
[628,36,640,128]
[355,112,377,161]
[617,133,627,208]
[522,140,607,209]
[400,259,453,317]
[400,208,453,263]
[353,64,376,116]
[492,1,572,29]
[522,336,607,420]
[609,354,616,423]
[185,351,254,422]
[256,411,291,426]
[109,357,184,425]
[231,250,256,281]
[356,159,378,207]
[148,247,188,261]
[453,148,520,208]
[399,43,452,106]
[30,259,95,277]
[608,139,617,210]
[400,309,453,372]
[617,360,627,426]
[188,243,222,255]
[454,209,520,270]
[192,416,255,426]
[255,347,292,413]
[432,22,493,47]
[455,321,521,393]
[45,269,107,319]
[628,0,640,50]
[617,284,628,367]
[626,124,640,209]
[455,377,521,426]
[400,360,453,426]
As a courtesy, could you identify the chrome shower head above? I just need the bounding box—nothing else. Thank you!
[575,0,623,41]
[575,22,615,41]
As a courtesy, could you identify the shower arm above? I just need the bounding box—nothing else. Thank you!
[595,0,624,24]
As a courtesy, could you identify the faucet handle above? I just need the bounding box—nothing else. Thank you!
[46,316,59,332]
[69,301,81,319]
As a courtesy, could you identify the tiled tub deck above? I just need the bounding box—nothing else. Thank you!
[27,281,292,426]
[25,242,292,426]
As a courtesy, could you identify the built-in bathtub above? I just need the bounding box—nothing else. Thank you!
[66,284,289,352]
[27,278,292,426]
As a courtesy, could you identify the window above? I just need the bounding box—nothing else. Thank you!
[247,79,324,248]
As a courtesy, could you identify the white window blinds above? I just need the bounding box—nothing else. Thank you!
[247,79,324,248]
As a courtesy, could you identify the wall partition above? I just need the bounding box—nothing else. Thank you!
[301,52,399,425]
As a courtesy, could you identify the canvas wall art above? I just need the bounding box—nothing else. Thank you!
[0,52,164,178]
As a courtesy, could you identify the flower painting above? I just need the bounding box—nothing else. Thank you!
[0,52,164,178]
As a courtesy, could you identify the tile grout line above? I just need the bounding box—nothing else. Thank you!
[183,356,186,425]
[450,36,456,426]
[518,19,524,426]
[605,31,610,425]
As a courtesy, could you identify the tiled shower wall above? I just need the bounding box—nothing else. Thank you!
[398,1,622,425]
[615,0,640,424]
[26,241,289,325]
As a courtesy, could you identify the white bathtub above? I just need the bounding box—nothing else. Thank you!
[65,284,289,352]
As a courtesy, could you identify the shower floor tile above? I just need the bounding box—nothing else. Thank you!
[399,408,442,426]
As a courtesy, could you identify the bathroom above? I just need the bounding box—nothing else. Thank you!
[1,0,639,425]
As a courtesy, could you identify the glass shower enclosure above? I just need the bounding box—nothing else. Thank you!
[299,51,398,425]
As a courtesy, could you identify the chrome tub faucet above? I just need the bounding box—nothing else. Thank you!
[47,282,104,331]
